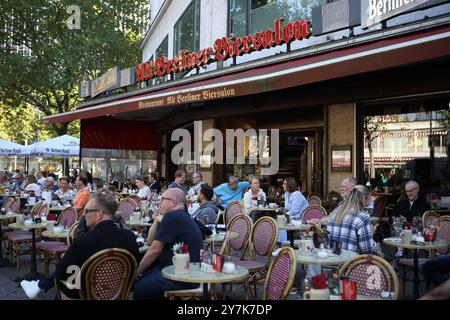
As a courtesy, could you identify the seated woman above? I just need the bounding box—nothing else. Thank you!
[326,185,377,254]
[278,177,308,242]
[24,175,42,197]
[54,176,75,203]
[135,176,150,201]
[243,176,267,213]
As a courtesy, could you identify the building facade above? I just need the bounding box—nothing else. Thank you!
[44,0,450,200]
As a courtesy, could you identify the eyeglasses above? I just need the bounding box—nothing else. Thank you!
[161,197,175,202]
[405,188,418,193]
[83,208,100,215]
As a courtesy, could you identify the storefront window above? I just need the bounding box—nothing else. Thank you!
[80,149,157,183]
[154,37,168,84]
[173,0,200,56]
[229,0,326,37]
[362,98,449,198]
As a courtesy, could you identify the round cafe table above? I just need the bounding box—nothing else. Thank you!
[162,262,249,299]
[295,249,358,266]
[278,221,311,247]
[0,214,19,266]
[8,222,48,280]
[383,237,449,299]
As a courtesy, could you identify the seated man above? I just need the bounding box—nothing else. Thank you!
[393,180,430,222]
[44,176,59,193]
[107,172,119,190]
[72,174,90,217]
[167,170,188,195]
[192,184,218,224]
[133,188,203,300]
[20,192,140,299]
[148,172,161,194]
[213,176,249,209]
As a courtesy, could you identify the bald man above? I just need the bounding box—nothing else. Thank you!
[393,180,430,222]
[133,188,203,300]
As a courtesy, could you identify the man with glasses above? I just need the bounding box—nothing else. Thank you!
[393,180,430,222]
[187,172,204,198]
[133,188,203,300]
[20,192,140,299]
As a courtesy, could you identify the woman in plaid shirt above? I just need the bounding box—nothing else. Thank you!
[326,185,377,254]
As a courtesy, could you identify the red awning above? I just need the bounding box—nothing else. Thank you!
[43,25,450,124]
[81,116,158,150]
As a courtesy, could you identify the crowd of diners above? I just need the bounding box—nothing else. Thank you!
[1,167,448,300]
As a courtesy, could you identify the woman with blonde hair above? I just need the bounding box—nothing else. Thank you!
[326,185,376,254]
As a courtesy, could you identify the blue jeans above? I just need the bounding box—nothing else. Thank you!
[133,266,199,300]
[421,254,450,286]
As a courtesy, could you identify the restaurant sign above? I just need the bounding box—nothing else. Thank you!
[135,18,311,83]
[361,0,430,28]
[90,66,120,98]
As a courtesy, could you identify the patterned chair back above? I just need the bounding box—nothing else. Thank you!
[221,214,252,258]
[301,206,327,223]
[251,217,278,258]
[263,247,296,300]
[80,248,138,300]
[67,222,79,246]
[126,195,141,207]
[422,211,440,228]
[436,215,450,255]
[9,198,21,213]
[117,199,135,222]
[224,201,244,227]
[338,255,400,299]
[307,195,322,207]
[30,203,42,216]
[2,196,14,210]
[37,203,49,217]
[57,207,77,229]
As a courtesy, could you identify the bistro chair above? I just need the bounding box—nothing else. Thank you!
[234,216,279,298]
[36,207,77,275]
[307,195,322,207]
[300,206,327,223]
[1,196,15,210]
[5,203,44,269]
[373,196,387,218]
[126,194,141,207]
[422,210,440,230]
[9,198,21,213]
[55,248,138,300]
[223,200,244,228]
[117,198,136,223]
[338,254,400,300]
[263,246,297,300]
[67,222,79,246]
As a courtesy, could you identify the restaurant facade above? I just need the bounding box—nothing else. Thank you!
[43,0,450,200]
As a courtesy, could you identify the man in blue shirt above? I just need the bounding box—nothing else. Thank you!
[167,170,188,195]
[213,176,249,208]
[133,188,203,300]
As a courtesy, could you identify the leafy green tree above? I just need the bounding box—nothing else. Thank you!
[0,0,148,136]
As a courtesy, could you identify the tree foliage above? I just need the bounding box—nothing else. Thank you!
[0,0,148,137]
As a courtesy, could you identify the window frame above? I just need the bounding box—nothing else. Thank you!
[173,0,201,57]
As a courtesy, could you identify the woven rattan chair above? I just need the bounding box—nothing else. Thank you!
[422,211,440,230]
[301,205,327,223]
[263,246,297,300]
[117,198,136,223]
[223,200,244,228]
[339,254,400,300]
[234,216,279,298]
[55,248,138,300]
[36,207,77,275]
[307,195,322,207]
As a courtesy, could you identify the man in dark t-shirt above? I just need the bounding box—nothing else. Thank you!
[133,188,203,300]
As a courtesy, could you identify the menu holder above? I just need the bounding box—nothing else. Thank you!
[212,253,224,272]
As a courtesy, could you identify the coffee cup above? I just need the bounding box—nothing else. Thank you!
[172,253,190,274]
[401,229,413,244]
[222,262,236,274]
[303,288,330,300]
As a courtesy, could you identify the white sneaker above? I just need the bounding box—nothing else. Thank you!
[20,280,42,299]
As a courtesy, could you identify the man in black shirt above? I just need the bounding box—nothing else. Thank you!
[21,192,140,299]
[393,180,430,222]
